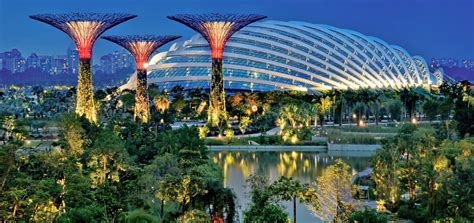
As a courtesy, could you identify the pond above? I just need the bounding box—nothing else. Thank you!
[209,150,373,222]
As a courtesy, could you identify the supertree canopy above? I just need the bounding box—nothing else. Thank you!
[30,13,136,122]
[168,13,266,127]
[30,13,137,59]
[102,35,181,123]
[167,14,266,59]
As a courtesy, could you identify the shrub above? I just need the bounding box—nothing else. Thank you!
[224,129,234,140]
[349,207,388,223]
[397,204,429,222]
[198,125,209,139]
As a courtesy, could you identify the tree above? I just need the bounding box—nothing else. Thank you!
[238,116,252,135]
[224,129,234,142]
[422,99,440,122]
[59,113,85,158]
[153,94,170,113]
[310,159,354,222]
[198,125,209,139]
[349,207,388,223]
[177,209,210,223]
[384,98,402,121]
[243,175,289,223]
[156,174,207,213]
[270,176,318,223]
[171,97,186,115]
[87,129,128,187]
[277,103,312,143]
[316,96,332,127]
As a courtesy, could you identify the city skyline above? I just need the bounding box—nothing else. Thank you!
[0,47,135,75]
[0,0,473,62]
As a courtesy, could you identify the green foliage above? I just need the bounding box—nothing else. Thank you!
[384,98,402,121]
[224,128,234,141]
[277,103,313,143]
[0,114,235,222]
[372,122,474,221]
[239,116,252,134]
[198,125,209,139]
[87,129,128,187]
[270,176,319,223]
[349,207,388,223]
[118,208,161,223]
[177,209,210,223]
[313,159,354,222]
[397,204,428,222]
[243,175,289,223]
[326,129,380,144]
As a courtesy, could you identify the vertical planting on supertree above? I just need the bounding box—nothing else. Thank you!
[168,13,266,127]
[30,13,136,122]
[102,35,181,123]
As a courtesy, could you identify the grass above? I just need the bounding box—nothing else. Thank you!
[325,129,381,144]
[327,125,399,133]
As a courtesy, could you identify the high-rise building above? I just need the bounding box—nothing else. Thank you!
[1,49,24,73]
[51,55,68,74]
[38,56,52,73]
[27,53,39,69]
[67,47,79,74]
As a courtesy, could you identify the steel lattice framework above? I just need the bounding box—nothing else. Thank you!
[102,35,181,123]
[168,13,266,127]
[30,13,137,59]
[30,13,136,123]
[167,14,266,59]
[139,20,444,92]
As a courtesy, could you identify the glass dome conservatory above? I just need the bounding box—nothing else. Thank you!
[122,20,444,92]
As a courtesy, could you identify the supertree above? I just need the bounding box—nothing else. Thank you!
[168,13,266,127]
[102,35,181,123]
[30,13,136,122]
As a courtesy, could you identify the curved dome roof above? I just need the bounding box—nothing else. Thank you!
[122,20,443,91]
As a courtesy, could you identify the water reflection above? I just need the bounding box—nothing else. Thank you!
[210,151,372,222]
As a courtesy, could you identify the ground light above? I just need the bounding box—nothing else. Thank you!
[167,13,266,127]
[29,13,136,123]
[101,35,181,123]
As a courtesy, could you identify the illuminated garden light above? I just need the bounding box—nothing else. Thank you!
[30,13,136,122]
[411,117,417,124]
[102,35,181,123]
[251,105,258,113]
[168,13,266,127]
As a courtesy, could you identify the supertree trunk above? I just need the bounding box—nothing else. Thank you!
[167,13,266,128]
[134,69,150,123]
[101,35,181,123]
[29,13,137,123]
[208,58,227,127]
[76,58,96,122]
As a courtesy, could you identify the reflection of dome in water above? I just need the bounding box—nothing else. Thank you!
[123,20,444,92]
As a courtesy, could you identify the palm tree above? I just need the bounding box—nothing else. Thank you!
[154,94,170,113]
[368,89,384,125]
[317,96,332,128]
